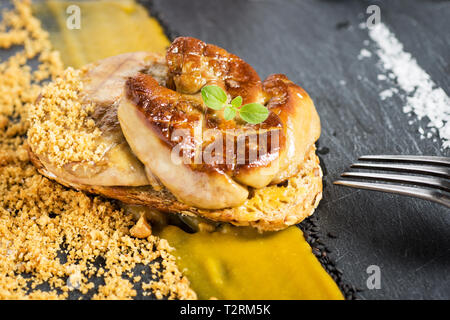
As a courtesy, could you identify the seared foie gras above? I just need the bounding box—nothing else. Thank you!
[118,37,320,209]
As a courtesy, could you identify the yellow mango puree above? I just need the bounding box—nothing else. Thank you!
[33,0,344,300]
[33,0,170,68]
[159,225,343,300]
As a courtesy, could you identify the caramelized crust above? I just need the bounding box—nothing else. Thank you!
[166,37,264,105]
[126,73,204,149]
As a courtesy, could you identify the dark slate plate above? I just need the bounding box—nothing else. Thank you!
[146,0,450,299]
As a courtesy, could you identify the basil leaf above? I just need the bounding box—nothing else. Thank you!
[231,96,243,109]
[223,106,236,121]
[239,103,269,124]
[201,85,227,110]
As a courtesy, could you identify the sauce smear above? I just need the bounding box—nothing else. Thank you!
[159,225,343,300]
[33,0,169,68]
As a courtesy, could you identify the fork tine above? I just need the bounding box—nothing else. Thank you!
[359,155,450,166]
[341,172,450,192]
[351,162,450,178]
[334,180,450,208]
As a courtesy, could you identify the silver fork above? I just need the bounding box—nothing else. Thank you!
[334,155,450,208]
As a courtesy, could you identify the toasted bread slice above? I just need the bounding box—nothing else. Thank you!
[28,144,322,232]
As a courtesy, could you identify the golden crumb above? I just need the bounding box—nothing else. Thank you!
[130,214,152,239]
[27,67,107,168]
[0,0,196,300]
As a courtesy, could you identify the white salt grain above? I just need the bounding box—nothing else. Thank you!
[379,88,398,100]
[358,48,372,60]
[403,106,412,113]
[367,23,450,149]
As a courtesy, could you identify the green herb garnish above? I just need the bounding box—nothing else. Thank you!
[201,85,269,124]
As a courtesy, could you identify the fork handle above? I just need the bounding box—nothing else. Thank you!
[334,181,450,208]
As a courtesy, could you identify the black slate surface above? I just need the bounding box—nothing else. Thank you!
[145,0,450,299]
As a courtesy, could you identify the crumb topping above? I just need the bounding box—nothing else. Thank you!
[27,67,107,168]
[130,214,153,239]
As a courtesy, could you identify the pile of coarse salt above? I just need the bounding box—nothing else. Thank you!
[363,22,450,150]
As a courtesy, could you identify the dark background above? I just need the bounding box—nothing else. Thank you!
[145,0,450,299]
